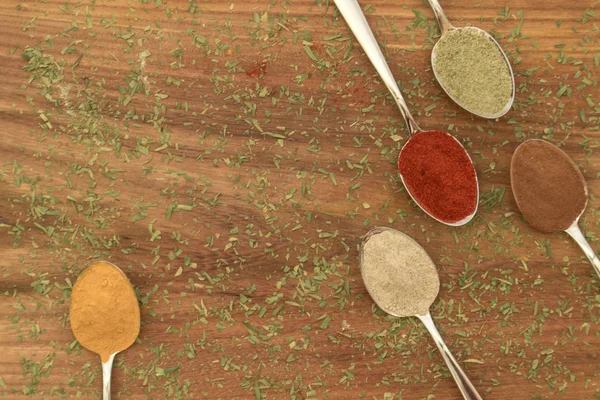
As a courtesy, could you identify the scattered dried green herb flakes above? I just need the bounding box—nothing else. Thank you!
[1,1,600,399]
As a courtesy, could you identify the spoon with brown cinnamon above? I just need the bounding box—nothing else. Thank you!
[511,139,600,279]
[70,261,141,399]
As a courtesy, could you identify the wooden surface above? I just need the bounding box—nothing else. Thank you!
[1,0,600,398]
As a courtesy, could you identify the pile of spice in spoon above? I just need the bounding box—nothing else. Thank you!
[70,261,141,398]
[427,0,515,118]
[360,227,483,399]
[398,130,478,224]
[433,28,514,117]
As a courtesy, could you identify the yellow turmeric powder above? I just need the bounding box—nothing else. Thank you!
[70,261,140,363]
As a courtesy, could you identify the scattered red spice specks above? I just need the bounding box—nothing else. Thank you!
[246,61,268,77]
[309,42,324,54]
[398,130,478,223]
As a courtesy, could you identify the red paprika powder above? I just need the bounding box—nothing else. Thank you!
[398,130,478,223]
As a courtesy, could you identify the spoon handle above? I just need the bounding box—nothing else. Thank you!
[565,223,600,280]
[418,313,483,400]
[332,0,421,135]
[426,0,453,35]
[102,354,116,400]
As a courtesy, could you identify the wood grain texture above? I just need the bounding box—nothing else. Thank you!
[1,0,599,399]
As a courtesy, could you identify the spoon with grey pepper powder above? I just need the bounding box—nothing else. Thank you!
[427,0,515,119]
[511,139,600,279]
[360,227,483,400]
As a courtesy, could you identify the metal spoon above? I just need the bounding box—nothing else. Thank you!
[70,261,141,400]
[102,354,117,400]
[333,0,479,226]
[511,140,600,279]
[360,227,483,400]
[567,221,600,279]
[428,0,515,118]
[99,263,138,400]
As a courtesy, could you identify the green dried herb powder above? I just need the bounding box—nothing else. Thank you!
[433,27,513,117]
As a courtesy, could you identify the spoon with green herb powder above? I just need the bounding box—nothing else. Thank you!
[511,139,600,279]
[360,227,483,400]
[428,0,515,118]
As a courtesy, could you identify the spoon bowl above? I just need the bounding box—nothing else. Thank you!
[333,0,479,226]
[398,130,479,226]
[360,227,483,400]
[511,139,600,279]
[70,261,140,400]
[431,26,515,119]
[428,0,515,118]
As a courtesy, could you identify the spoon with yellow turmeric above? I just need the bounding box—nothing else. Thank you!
[70,261,140,400]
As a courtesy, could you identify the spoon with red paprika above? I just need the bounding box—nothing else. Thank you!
[333,0,479,226]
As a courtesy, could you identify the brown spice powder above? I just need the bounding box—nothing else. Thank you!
[70,261,140,363]
[510,140,587,232]
[360,228,440,317]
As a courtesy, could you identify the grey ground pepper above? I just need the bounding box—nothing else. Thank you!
[360,228,440,317]
[433,27,513,117]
